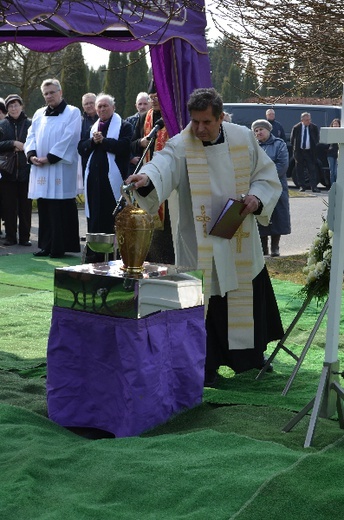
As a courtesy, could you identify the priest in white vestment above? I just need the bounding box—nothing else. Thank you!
[25,78,81,258]
[127,87,284,386]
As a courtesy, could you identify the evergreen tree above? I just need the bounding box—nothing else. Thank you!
[61,43,87,110]
[210,35,243,95]
[242,57,259,99]
[103,52,128,116]
[124,48,149,118]
[88,66,104,94]
[221,64,242,102]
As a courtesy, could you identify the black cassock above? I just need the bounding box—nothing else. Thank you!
[205,266,284,374]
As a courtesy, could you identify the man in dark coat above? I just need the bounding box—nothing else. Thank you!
[290,112,320,193]
[80,92,98,178]
[266,108,286,141]
[78,93,132,263]
[126,91,150,175]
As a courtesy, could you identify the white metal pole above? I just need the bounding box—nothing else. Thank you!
[320,89,344,363]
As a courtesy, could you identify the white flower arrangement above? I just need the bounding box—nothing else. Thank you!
[301,217,333,302]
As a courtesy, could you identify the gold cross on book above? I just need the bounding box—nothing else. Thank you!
[234,225,250,253]
[196,205,211,237]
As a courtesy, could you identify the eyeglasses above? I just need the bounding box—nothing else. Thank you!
[43,89,61,97]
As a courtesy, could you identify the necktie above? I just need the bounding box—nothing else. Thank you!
[302,126,308,149]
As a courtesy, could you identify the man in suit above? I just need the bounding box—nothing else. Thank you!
[290,112,320,193]
[266,108,286,141]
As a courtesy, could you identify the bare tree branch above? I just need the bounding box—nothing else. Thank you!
[206,0,344,99]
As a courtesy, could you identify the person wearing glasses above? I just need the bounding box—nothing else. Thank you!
[24,78,82,258]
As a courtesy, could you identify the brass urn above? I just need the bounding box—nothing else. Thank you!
[114,189,154,274]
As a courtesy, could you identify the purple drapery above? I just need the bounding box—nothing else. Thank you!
[0,1,212,137]
[47,305,206,437]
[5,1,209,52]
[151,39,212,135]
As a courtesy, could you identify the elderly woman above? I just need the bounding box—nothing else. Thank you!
[0,95,32,246]
[251,119,291,256]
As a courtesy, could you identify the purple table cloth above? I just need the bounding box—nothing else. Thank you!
[47,305,206,437]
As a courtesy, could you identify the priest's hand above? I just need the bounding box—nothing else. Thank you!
[126,173,150,189]
[240,194,263,217]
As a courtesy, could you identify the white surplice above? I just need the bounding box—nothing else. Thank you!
[134,122,281,297]
[25,104,81,200]
[135,123,282,349]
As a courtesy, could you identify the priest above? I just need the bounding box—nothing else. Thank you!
[126,87,284,386]
[25,78,81,258]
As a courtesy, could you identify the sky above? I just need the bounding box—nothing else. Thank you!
[81,43,110,69]
[81,4,220,69]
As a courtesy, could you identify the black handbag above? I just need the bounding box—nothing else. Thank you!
[0,152,17,175]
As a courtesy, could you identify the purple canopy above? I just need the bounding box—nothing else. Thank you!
[0,1,212,135]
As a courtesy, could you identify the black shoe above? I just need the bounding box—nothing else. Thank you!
[256,357,273,373]
[33,249,50,257]
[299,187,306,192]
[3,240,17,246]
[19,240,32,247]
[204,369,218,387]
[49,252,65,258]
[271,250,280,257]
[312,188,321,193]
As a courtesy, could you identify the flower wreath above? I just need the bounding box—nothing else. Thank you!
[300,216,333,303]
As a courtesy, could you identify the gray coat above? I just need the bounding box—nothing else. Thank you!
[257,134,291,236]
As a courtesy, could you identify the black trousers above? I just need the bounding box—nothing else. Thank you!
[145,201,175,265]
[205,266,284,374]
[295,150,318,190]
[1,179,32,243]
[37,198,80,255]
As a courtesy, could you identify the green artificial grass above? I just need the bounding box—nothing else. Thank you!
[0,291,52,365]
[0,404,313,520]
[0,253,81,292]
[1,254,344,519]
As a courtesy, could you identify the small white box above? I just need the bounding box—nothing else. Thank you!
[138,273,203,317]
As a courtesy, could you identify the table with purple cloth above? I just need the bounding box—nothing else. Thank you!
[47,304,206,437]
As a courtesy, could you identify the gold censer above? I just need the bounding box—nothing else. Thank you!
[115,188,154,274]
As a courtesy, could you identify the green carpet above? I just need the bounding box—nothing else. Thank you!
[0,253,81,291]
[1,254,344,519]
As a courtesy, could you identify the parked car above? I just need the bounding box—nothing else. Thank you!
[223,102,342,188]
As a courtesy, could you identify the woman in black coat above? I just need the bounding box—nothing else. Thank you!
[0,94,32,246]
